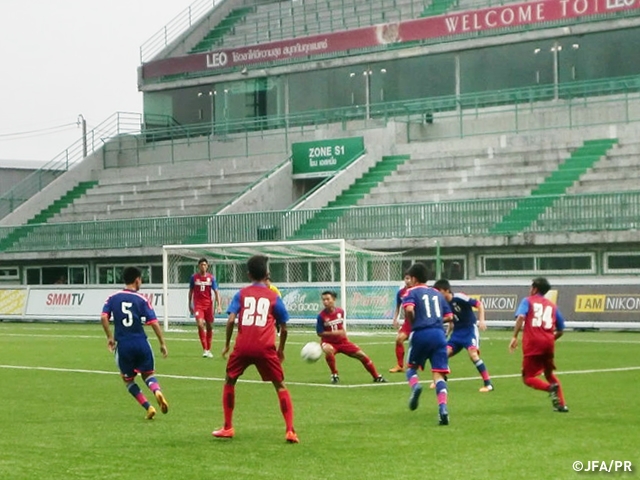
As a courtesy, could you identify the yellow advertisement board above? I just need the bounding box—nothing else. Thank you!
[0,289,27,316]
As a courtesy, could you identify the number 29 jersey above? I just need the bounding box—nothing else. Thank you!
[226,283,289,354]
[515,294,566,356]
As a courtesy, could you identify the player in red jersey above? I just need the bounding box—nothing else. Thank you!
[212,255,298,443]
[389,273,413,373]
[317,291,386,384]
[509,277,569,412]
[188,258,222,358]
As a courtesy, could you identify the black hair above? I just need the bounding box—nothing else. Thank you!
[321,290,337,299]
[532,277,551,295]
[407,262,429,284]
[123,266,142,285]
[433,278,451,291]
[247,255,269,281]
[198,258,208,265]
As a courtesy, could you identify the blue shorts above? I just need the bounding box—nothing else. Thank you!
[448,325,480,355]
[407,328,450,373]
[115,337,155,379]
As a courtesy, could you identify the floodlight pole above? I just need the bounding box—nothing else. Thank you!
[77,114,87,158]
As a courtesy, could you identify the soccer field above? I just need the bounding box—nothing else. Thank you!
[0,323,638,480]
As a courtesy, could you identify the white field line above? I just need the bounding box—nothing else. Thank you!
[1,364,639,388]
[2,332,640,346]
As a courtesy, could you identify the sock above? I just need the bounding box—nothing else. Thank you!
[222,384,235,429]
[395,343,405,367]
[473,358,492,385]
[435,379,448,406]
[198,327,207,350]
[406,368,419,389]
[277,389,295,432]
[205,329,213,351]
[144,376,161,393]
[325,354,338,375]
[524,376,550,392]
[127,382,150,410]
[360,356,380,379]
[546,373,566,405]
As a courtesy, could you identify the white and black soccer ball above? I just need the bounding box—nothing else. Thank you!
[300,342,323,363]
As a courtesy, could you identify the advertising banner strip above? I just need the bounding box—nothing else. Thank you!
[0,289,27,316]
[14,284,640,325]
[142,0,640,79]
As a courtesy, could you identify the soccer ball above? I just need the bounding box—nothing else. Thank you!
[300,342,323,363]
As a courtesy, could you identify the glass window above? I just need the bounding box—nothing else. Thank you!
[409,258,465,280]
[26,268,41,285]
[311,261,334,282]
[372,55,455,104]
[461,40,555,95]
[484,256,535,273]
[42,267,69,285]
[560,27,640,83]
[537,256,592,271]
[150,265,164,284]
[0,267,19,280]
[289,65,356,114]
[177,264,195,284]
[68,267,86,285]
[606,253,640,273]
[287,262,309,282]
[269,262,286,283]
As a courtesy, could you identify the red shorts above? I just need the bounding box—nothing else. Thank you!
[226,346,284,382]
[522,353,556,378]
[399,320,411,336]
[194,304,214,323]
[322,340,361,356]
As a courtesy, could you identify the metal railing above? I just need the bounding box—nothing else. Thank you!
[140,0,227,63]
[0,113,142,221]
[3,74,638,221]
[2,191,639,253]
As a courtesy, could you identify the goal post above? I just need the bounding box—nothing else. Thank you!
[161,239,404,332]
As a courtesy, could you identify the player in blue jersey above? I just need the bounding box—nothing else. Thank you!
[402,263,454,425]
[101,266,169,420]
[433,279,494,392]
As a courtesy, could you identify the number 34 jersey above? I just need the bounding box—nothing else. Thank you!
[514,294,566,356]
[227,283,289,353]
[102,289,158,341]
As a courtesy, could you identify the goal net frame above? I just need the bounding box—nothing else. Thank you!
[161,238,403,332]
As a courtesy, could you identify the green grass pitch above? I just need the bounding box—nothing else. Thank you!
[0,323,638,480]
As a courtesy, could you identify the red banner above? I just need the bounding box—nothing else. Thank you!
[142,0,640,79]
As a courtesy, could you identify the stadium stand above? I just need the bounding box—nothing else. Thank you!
[49,156,283,222]
[2,0,640,284]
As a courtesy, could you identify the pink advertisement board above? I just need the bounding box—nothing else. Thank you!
[142,0,640,79]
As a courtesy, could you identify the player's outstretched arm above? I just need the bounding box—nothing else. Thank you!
[100,313,115,352]
[222,313,236,359]
[150,322,168,358]
[476,302,487,331]
[404,305,415,326]
[392,303,401,329]
[277,323,288,361]
[510,315,525,352]
[215,288,222,314]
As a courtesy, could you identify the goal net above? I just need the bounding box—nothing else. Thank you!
[162,239,404,332]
